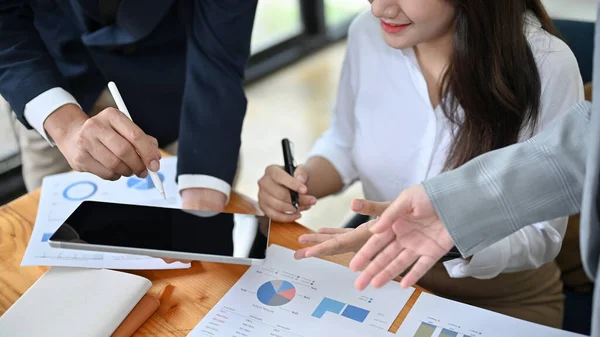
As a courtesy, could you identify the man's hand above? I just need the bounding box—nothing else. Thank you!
[181,188,228,212]
[349,184,455,290]
[45,104,161,180]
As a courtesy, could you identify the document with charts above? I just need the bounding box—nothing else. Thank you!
[396,293,586,337]
[188,244,415,337]
[21,157,189,270]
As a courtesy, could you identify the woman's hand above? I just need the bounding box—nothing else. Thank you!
[293,198,394,259]
[258,165,317,222]
[294,220,376,259]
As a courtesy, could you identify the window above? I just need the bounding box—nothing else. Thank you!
[246,0,368,83]
[251,0,303,54]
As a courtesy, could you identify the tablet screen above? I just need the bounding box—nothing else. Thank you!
[49,200,270,259]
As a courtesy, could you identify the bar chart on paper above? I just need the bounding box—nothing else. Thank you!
[188,245,415,337]
[396,293,586,337]
[311,297,371,323]
[412,322,463,337]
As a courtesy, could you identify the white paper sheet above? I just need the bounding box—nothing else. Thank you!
[21,157,190,269]
[395,293,586,337]
[188,244,415,337]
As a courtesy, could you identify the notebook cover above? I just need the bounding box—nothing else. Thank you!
[0,267,151,337]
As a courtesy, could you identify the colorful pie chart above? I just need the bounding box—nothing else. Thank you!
[257,280,296,306]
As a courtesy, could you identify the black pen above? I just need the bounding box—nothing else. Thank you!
[281,138,300,212]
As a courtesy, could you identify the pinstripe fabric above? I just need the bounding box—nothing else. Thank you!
[423,101,590,256]
[422,8,600,335]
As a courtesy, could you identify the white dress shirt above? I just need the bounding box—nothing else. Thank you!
[308,10,584,279]
[24,89,231,200]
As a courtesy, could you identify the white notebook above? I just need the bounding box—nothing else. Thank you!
[0,267,151,337]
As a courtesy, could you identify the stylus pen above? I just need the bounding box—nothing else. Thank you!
[281,138,299,211]
[108,81,166,200]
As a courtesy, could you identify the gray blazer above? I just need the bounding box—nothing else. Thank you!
[422,9,600,337]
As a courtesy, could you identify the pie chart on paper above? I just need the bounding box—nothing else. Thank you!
[257,280,296,306]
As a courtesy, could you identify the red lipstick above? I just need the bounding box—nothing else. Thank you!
[381,20,411,34]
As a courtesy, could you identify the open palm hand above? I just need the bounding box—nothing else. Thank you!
[349,185,455,290]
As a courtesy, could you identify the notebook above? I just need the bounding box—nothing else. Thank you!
[0,267,152,337]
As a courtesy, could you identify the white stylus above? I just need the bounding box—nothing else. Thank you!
[107,81,166,199]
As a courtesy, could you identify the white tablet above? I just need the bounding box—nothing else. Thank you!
[48,200,270,265]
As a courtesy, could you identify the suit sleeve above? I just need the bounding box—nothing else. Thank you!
[423,101,591,258]
[0,1,71,128]
[176,0,258,198]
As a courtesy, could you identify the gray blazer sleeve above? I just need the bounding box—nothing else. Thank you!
[422,101,591,257]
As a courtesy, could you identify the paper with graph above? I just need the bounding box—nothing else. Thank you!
[396,293,586,337]
[188,244,415,337]
[21,157,190,269]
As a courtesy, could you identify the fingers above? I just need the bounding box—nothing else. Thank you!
[317,227,353,235]
[298,195,316,208]
[298,233,337,245]
[261,192,299,214]
[349,229,395,273]
[72,151,120,181]
[258,165,317,222]
[399,256,437,289]
[263,207,303,222]
[96,127,147,177]
[104,108,160,172]
[369,191,413,234]
[351,199,391,217]
[294,233,338,259]
[297,228,368,259]
[86,138,134,177]
[162,258,191,264]
[266,165,307,194]
[354,239,404,290]
[370,248,419,289]
[293,166,309,184]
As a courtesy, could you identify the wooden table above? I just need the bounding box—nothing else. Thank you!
[0,189,424,336]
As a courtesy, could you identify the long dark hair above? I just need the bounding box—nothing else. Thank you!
[440,0,558,170]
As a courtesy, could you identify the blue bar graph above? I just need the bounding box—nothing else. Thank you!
[41,233,53,242]
[312,298,345,318]
[341,305,370,323]
[312,298,370,323]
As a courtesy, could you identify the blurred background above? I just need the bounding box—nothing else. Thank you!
[0,0,597,231]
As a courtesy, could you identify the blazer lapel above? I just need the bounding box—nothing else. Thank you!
[78,0,176,47]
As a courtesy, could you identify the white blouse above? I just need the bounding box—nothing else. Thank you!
[308,10,585,279]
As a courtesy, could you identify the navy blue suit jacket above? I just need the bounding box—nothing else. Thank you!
[0,0,257,187]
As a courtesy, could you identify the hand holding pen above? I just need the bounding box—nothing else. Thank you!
[257,138,317,223]
[42,83,162,188]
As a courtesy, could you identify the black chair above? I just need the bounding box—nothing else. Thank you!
[343,213,369,228]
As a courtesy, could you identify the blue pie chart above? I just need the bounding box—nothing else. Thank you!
[257,280,296,306]
[127,172,165,190]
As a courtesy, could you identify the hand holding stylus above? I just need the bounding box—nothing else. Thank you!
[108,81,166,199]
[43,84,162,186]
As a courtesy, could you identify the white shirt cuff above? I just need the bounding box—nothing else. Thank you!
[442,238,510,279]
[177,174,232,203]
[23,87,81,146]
